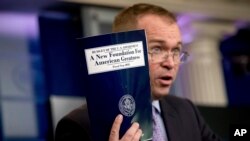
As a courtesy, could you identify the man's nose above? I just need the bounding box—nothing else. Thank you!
[160,54,175,69]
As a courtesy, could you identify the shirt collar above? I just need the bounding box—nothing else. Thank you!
[152,100,161,113]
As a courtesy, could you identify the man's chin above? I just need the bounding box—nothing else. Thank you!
[151,89,170,100]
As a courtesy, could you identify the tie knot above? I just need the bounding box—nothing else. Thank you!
[152,106,161,124]
[152,105,160,116]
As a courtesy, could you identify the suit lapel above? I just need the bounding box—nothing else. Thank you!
[160,97,182,141]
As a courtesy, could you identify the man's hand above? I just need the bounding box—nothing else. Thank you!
[109,114,142,141]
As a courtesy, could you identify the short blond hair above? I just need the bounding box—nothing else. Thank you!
[112,3,176,32]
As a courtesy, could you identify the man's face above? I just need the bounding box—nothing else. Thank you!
[137,14,182,100]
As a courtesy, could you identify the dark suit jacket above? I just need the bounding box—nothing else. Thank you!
[55,95,222,141]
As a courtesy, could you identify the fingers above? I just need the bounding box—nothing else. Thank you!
[132,128,142,141]
[121,122,142,141]
[109,114,123,141]
[109,114,142,141]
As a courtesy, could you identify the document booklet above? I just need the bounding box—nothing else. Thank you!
[79,29,152,141]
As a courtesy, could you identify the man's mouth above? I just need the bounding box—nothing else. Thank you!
[158,76,173,85]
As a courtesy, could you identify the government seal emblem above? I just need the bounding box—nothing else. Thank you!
[118,94,136,117]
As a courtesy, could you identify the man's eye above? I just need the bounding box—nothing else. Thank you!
[150,47,162,54]
[172,48,181,55]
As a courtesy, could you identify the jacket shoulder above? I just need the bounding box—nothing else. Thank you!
[161,95,193,109]
[64,104,90,127]
[55,104,91,141]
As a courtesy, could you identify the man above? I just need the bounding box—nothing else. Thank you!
[55,3,222,141]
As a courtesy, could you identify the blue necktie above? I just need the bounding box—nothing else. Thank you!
[152,106,167,141]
